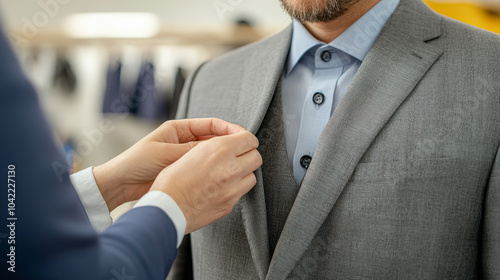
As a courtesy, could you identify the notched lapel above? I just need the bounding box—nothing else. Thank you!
[237,25,293,280]
[237,26,293,133]
[266,1,444,279]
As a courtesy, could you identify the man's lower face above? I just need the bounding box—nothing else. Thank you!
[279,0,361,22]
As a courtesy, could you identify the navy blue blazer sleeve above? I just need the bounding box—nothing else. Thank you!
[0,28,178,279]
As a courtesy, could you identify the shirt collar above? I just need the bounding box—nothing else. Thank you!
[286,0,400,76]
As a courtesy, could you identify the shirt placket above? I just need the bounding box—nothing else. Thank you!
[292,46,345,184]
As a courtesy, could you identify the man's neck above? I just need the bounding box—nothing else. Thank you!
[302,0,381,43]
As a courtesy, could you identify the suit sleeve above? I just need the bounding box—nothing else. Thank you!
[0,29,177,280]
[482,142,500,279]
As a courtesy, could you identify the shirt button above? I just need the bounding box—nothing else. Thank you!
[320,51,331,62]
[313,92,325,105]
[300,155,312,169]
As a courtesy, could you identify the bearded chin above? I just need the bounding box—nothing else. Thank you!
[279,0,359,23]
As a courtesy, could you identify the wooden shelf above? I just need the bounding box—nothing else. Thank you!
[10,25,283,48]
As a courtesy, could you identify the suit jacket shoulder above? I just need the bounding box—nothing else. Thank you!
[440,14,500,67]
[433,12,500,118]
[194,26,292,92]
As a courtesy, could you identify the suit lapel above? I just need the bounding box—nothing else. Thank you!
[266,0,443,279]
[236,26,293,133]
[237,25,293,280]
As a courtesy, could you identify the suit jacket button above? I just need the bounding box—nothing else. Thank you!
[313,92,325,105]
[300,155,312,169]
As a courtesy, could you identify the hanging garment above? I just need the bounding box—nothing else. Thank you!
[52,55,77,94]
[102,61,128,113]
[132,62,165,120]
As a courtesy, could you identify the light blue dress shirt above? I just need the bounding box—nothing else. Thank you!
[282,0,401,184]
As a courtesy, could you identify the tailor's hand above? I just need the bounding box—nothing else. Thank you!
[149,130,262,233]
[93,118,247,212]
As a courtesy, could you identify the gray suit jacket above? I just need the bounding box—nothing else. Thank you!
[171,0,500,278]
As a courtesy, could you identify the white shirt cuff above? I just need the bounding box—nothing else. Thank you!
[70,167,113,232]
[134,191,187,248]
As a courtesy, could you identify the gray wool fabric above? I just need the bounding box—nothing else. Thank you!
[169,0,500,279]
[256,82,300,257]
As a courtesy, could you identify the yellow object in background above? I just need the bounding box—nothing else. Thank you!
[425,1,500,34]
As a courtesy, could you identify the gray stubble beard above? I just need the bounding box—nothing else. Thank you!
[279,0,361,22]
